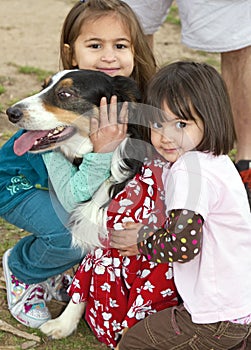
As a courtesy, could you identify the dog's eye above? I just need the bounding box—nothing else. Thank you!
[58,91,72,99]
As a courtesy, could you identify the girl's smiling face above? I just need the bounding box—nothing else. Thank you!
[70,14,134,77]
[151,101,204,163]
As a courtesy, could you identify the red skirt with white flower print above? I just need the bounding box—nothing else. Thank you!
[68,156,178,348]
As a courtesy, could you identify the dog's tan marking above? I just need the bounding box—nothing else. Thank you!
[40,104,99,138]
[58,77,74,88]
[42,104,83,123]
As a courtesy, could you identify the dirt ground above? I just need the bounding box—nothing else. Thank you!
[0,0,220,135]
[0,0,73,135]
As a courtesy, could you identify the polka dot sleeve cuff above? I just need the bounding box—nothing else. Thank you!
[137,209,203,263]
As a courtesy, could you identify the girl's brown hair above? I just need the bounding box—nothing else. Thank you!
[60,0,157,97]
[146,61,236,155]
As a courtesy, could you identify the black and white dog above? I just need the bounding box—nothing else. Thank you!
[6,69,143,250]
[6,69,145,338]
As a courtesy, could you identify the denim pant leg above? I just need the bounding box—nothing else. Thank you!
[2,190,84,284]
[118,305,251,350]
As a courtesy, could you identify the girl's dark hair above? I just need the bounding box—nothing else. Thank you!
[146,61,236,155]
[60,0,157,98]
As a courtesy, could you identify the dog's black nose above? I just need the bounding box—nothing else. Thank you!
[6,107,24,123]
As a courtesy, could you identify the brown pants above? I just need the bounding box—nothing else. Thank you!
[118,305,251,350]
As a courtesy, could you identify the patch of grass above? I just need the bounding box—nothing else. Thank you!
[0,218,23,254]
[7,97,24,107]
[203,57,220,71]
[18,66,54,82]
[194,51,221,70]
[5,62,53,82]
[0,130,14,141]
[229,148,237,162]
[166,5,180,26]
[0,84,6,95]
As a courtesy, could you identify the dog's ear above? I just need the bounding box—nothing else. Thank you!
[112,76,141,103]
[41,75,53,90]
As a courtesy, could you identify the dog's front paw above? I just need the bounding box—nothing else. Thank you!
[40,316,77,339]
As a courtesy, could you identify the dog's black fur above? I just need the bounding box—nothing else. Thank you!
[6,69,141,158]
[6,69,147,249]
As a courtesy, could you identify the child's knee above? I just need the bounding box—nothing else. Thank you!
[115,327,128,350]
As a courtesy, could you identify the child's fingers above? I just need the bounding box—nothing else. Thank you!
[119,101,128,134]
[98,96,128,138]
[90,117,99,135]
[122,221,139,229]
[118,245,139,256]
[99,96,109,127]
[108,95,118,126]
[119,101,128,124]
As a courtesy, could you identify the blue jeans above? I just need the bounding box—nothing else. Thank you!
[2,190,84,284]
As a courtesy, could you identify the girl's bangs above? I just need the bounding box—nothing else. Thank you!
[166,88,196,122]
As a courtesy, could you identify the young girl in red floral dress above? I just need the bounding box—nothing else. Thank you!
[67,149,178,348]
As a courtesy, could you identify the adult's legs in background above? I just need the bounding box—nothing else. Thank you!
[221,46,251,163]
[221,46,251,206]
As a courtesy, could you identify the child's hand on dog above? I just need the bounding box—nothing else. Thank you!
[90,95,128,153]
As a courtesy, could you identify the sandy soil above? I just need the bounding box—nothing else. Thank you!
[0,0,220,136]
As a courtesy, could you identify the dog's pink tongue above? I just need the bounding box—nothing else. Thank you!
[14,130,49,156]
